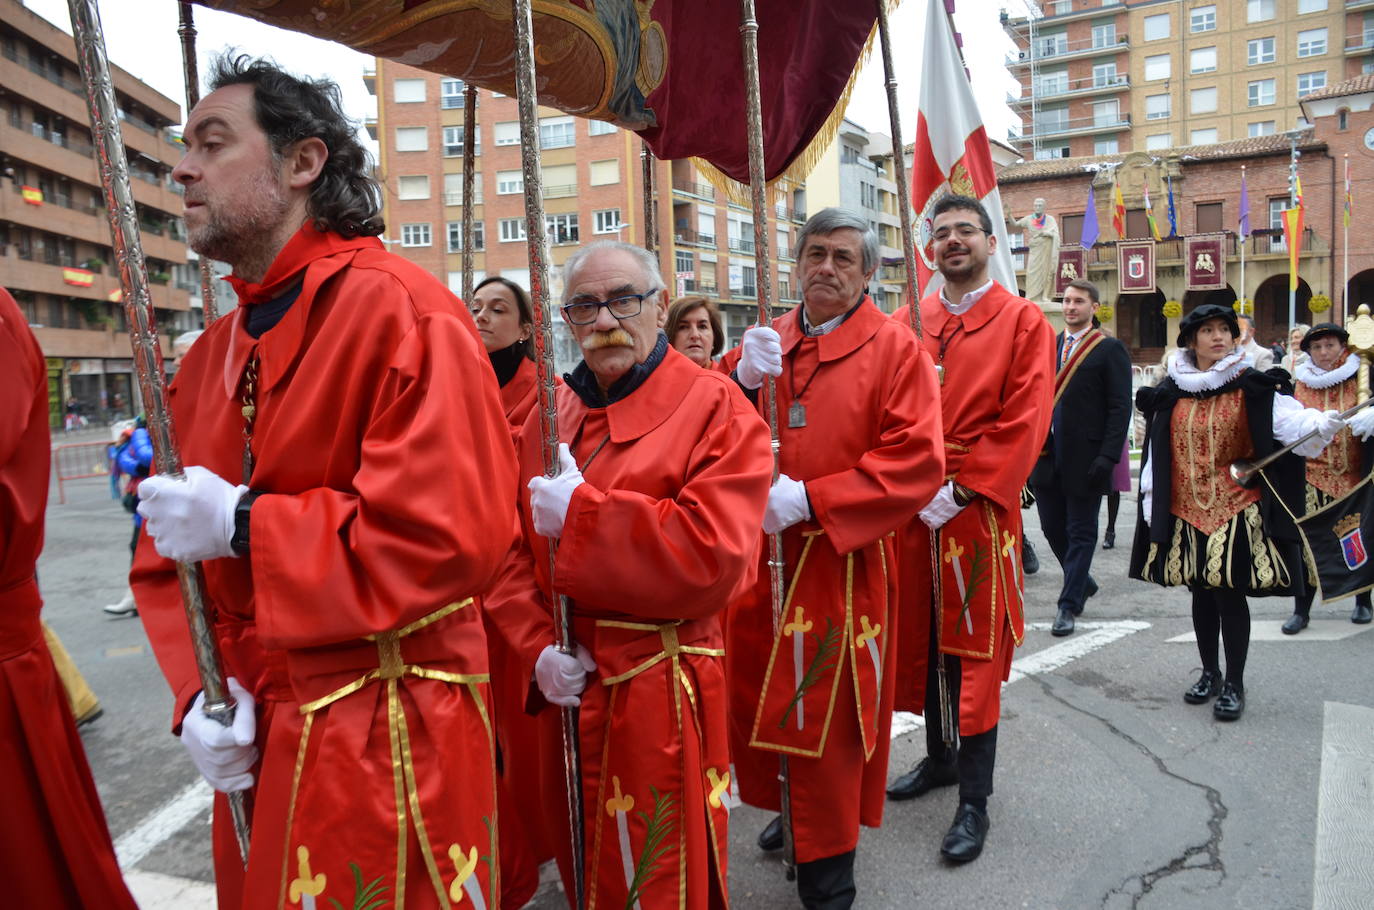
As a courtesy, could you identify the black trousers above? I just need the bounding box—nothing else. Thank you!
[1294,586,1370,616]
[922,602,997,802]
[1034,472,1102,614]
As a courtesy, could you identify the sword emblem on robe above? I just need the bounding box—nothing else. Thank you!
[855,615,883,691]
[606,776,639,909]
[782,605,813,730]
[447,843,486,909]
[943,537,975,635]
[1001,530,1023,610]
[288,845,325,909]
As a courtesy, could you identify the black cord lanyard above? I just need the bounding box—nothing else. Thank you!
[786,342,824,428]
[936,317,964,386]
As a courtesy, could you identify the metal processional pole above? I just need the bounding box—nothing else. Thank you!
[176,2,218,324]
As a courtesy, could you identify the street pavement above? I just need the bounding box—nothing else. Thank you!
[39,468,1374,909]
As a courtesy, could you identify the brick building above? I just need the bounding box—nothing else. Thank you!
[0,0,194,426]
[995,72,1374,365]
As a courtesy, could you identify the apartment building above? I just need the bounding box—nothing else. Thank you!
[0,0,194,426]
[366,59,809,361]
[1006,0,1374,160]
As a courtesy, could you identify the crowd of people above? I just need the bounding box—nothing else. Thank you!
[3,57,1371,910]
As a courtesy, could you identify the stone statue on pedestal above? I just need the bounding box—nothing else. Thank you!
[1007,197,1061,304]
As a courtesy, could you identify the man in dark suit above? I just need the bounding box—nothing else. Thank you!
[1031,279,1132,636]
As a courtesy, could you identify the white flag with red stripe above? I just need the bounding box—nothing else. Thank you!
[911,0,1018,300]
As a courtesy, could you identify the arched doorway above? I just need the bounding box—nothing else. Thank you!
[1118,290,1166,363]
[1253,274,1312,349]
[1344,268,1374,320]
[1181,286,1238,313]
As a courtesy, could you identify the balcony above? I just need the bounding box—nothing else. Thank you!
[728,236,756,254]
[363,67,376,95]
[696,283,719,297]
[1345,31,1374,54]
[545,183,578,199]
[1038,0,1123,23]
[675,229,716,247]
[1026,113,1131,139]
[1010,35,1129,67]
[1031,74,1130,102]
[1347,0,1374,10]
[444,191,484,206]
[673,180,716,201]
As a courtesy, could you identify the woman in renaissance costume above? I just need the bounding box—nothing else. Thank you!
[1129,304,1344,721]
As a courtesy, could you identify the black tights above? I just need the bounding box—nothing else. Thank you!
[1105,491,1120,535]
[1191,589,1250,688]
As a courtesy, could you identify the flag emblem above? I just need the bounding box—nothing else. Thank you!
[1127,254,1146,280]
[1336,514,1367,570]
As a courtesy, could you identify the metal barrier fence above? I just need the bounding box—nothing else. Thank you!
[52,441,111,504]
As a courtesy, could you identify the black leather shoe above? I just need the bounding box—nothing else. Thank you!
[757,815,783,852]
[1213,681,1245,720]
[940,802,990,863]
[1353,603,1373,624]
[1102,529,1116,550]
[1183,669,1223,704]
[1281,613,1309,635]
[1021,539,1040,575]
[1051,607,1075,637]
[886,757,958,801]
[1084,576,1098,600]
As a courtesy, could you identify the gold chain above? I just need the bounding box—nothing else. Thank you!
[240,354,259,484]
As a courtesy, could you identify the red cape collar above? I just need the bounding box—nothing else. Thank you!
[223,221,382,306]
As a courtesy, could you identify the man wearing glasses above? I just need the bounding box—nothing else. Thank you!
[484,240,772,907]
[887,194,1054,865]
[722,208,944,907]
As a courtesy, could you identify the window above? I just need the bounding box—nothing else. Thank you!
[588,120,616,136]
[1126,211,1149,239]
[541,163,577,196]
[395,127,428,152]
[1144,54,1171,81]
[1298,0,1326,11]
[1146,133,1171,151]
[859,182,877,209]
[499,218,526,243]
[1297,28,1327,58]
[1190,128,1218,145]
[443,173,481,206]
[1190,87,1217,114]
[840,144,862,164]
[443,126,480,157]
[1248,79,1275,106]
[393,79,426,103]
[539,116,575,149]
[1248,38,1275,65]
[496,170,523,195]
[1091,63,1118,87]
[1247,0,1273,23]
[1094,136,1119,155]
[696,210,716,242]
[1249,120,1276,137]
[1143,14,1170,41]
[400,223,431,247]
[1340,109,1349,130]
[1033,145,1071,160]
[593,209,623,234]
[1365,60,1374,75]
[1035,106,1069,134]
[1146,94,1171,120]
[447,221,484,252]
[1297,71,1326,97]
[1268,197,1289,249]
[1191,5,1216,32]
[1038,30,1068,58]
[440,79,465,109]
[493,122,520,145]
[1091,99,1120,127]
[589,159,620,186]
[397,175,430,199]
[1191,47,1217,74]
[1090,23,1115,49]
[1196,202,1223,233]
[1062,214,1085,243]
[545,213,579,245]
[1038,70,1069,95]
[675,250,694,278]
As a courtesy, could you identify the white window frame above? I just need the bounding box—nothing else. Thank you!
[1247,0,1274,23]
[588,119,616,137]
[1298,0,1326,12]
[394,126,428,152]
[1297,71,1327,98]
[397,175,430,200]
[1093,136,1119,155]
[1190,5,1216,33]
[493,122,520,146]
[1190,87,1218,115]
[1248,37,1275,65]
[1297,28,1327,58]
[393,78,426,103]
[1190,47,1217,74]
[498,218,526,243]
[1249,121,1276,137]
[400,223,431,247]
[496,170,524,195]
[442,126,479,158]
[539,116,575,150]
[1145,93,1171,120]
[545,212,579,245]
[1143,13,1170,42]
[593,208,622,234]
[1146,133,1171,151]
[1190,128,1218,145]
[1090,23,1115,49]
[1248,78,1276,107]
[446,220,484,253]
[1144,54,1171,82]
[440,79,464,109]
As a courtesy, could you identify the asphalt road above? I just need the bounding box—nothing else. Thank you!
[39,469,1373,909]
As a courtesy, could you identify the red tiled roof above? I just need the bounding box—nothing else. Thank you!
[997,132,1321,182]
[1300,73,1374,103]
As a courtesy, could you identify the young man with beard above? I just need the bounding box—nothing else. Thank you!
[131,57,517,908]
[1030,279,1132,637]
[485,240,773,908]
[887,194,1054,864]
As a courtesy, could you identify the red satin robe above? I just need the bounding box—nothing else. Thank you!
[0,288,137,909]
[131,224,518,910]
[722,298,945,862]
[486,346,772,909]
[500,357,539,435]
[892,283,1054,735]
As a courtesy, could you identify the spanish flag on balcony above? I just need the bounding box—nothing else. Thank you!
[108,288,123,303]
[21,185,43,205]
[1283,176,1306,292]
[62,268,95,287]
[1112,182,1127,240]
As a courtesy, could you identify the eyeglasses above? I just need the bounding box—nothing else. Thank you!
[561,291,656,325]
[931,223,989,243]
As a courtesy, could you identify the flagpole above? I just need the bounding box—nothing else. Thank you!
[1344,154,1350,324]
[1240,165,1246,319]
[1288,132,1299,340]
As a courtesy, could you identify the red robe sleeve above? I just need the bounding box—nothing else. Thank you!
[250,310,518,650]
[954,307,1055,511]
[805,341,946,556]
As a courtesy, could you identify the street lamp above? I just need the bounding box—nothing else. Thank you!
[613,221,632,241]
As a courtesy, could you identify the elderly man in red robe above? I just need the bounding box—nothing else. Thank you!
[722,208,945,908]
[130,57,517,909]
[485,240,773,908]
[886,194,1054,865]
[0,287,138,909]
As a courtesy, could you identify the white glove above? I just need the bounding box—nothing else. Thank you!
[1318,409,1345,442]
[737,326,783,390]
[1349,407,1374,441]
[535,644,597,707]
[527,443,585,539]
[179,677,258,793]
[763,474,811,534]
[919,481,966,530]
[137,465,246,563]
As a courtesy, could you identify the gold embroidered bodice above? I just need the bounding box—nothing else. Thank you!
[1169,389,1260,535]
[1295,376,1362,498]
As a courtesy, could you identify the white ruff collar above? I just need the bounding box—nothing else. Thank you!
[1168,346,1247,393]
[1296,353,1359,389]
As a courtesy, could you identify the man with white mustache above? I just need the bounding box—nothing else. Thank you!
[485,240,773,907]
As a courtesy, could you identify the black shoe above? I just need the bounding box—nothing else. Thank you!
[1102,529,1116,550]
[940,802,990,863]
[1051,607,1075,637]
[1183,669,1223,704]
[757,815,784,852]
[1021,540,1039,575]
[75,706,103,728]
[886,757,958,801]
[1281,613,1309,635]
[1353,603,1373,624]
[1213,681,1245,720]
[1084,576,1098,600]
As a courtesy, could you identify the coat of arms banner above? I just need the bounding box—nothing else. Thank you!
[1117,240,1156,294]
[1185,234,1226,291]
[1055,246,1086,297]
